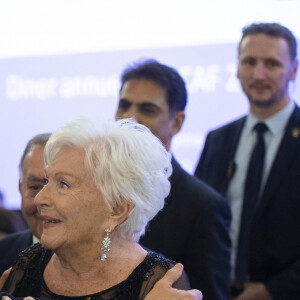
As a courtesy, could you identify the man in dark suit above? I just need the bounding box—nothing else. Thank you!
[195,23,300,299]
[116,60,231,300]
[0,133,50,276]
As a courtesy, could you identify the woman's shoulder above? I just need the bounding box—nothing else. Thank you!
[134,251,190,299]
[18,242,44,257]
[126,251,175,282]
[16,243,47,269]
[144,251,176,272]
[2,243,51,295]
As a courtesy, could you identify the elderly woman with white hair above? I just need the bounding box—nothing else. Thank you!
[0,117,191,300]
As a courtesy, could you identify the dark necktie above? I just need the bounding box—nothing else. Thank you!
[235,122,268,284]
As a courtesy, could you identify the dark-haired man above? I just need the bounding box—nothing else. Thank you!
[195,22,300,299]
[116,59,231,300]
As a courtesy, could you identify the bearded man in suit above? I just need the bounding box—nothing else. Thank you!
[195,22,300,300]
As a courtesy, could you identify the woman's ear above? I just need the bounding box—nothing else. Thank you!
[110,202,133,227]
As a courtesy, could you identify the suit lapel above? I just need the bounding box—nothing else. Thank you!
[257,106,300,214]
[220,117,246,195]
[170,157,181,185]
[165,157,182,205]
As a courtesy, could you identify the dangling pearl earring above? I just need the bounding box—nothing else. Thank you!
[101,228,111,261]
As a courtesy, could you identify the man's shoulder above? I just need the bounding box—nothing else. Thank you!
[0,229,33,276]
[167,162,231,237]
[208,115,246,137]
[0,229,32,251]
[175,167,220,195]
[170,160,227,209]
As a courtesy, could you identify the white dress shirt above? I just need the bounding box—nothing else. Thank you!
[33,235,40,244]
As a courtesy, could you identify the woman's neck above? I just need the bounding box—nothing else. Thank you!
[44,239,148,296]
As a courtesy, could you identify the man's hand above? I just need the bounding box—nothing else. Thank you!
[232,282,272,300]
[0,268,11,290]
[145,263,203,300]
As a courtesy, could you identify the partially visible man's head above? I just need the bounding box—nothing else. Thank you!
[237,22,298,116]
[116,59,186,151]
[239,22,297,61]
[19,133,51,239]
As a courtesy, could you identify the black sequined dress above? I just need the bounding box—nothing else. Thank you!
[2,243,190,300]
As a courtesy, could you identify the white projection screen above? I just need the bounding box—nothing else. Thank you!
[1,0,300,208]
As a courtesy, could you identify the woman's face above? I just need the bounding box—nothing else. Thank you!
[35,147,111,251]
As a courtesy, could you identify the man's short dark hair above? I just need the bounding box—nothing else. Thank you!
[120,59,187,115]
[19,133,51,175]
[239,22,297,61]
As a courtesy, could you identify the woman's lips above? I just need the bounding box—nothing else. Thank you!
[41,216,62,228]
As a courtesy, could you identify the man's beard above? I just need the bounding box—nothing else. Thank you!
[249,96,279,108]
[248,86,287,108]
[247,79,290,108]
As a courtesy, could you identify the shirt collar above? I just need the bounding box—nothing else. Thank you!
[245,101,295,136]
[33,235,40,244]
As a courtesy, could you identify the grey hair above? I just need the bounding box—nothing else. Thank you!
[44,117,172,242]
[19,133,51,177]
